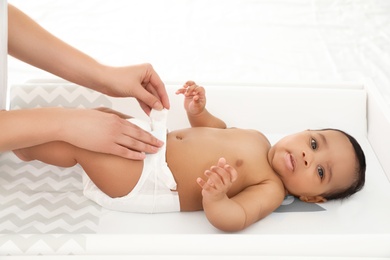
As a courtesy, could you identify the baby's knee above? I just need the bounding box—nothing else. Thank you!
[13,149,32,162]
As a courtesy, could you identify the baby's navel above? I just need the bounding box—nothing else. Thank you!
[235,159,244,167]
[175,135,183,140]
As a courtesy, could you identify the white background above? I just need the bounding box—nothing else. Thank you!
[7,0,390,108]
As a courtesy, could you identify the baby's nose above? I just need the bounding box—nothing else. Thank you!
[302,151,312,167]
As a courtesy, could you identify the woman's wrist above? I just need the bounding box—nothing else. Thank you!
[68,59,109,95]
[87,63,112,95]
[55,108,84,145]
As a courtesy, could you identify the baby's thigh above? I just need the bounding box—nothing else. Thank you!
[77,151,143,198]
[14,141,78,167]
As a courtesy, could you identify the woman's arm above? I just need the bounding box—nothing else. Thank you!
[176,81,226,129]
[0,108,65,152]
[8,4,103,92]
[8,4,169,114]
[0,108,162,159]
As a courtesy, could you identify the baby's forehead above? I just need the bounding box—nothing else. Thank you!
[324,131,357,178]
[317,130,353,151]
[308,129,348,141]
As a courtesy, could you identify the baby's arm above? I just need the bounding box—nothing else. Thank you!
[198,158,285,232]
[176,81,226,129]
[197,158,244,231]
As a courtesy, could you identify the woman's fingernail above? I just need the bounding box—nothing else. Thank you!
[153,101,163,110]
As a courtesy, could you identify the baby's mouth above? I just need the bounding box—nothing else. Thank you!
[290,154,295,171]
[285,153,295,172]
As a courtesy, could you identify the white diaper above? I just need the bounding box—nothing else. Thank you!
[82,109,180,213]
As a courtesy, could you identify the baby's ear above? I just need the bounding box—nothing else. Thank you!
[299,195,327,203]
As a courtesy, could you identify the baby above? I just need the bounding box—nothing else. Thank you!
[14,81,366,232]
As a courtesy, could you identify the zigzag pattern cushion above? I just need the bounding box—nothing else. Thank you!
[1,82,111,254]
[10,82,112,109]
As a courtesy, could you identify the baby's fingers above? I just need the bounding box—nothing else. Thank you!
[197,175,217,192]
[205,170,220,187]
[209,166,232,187]
[213,158,238,183]
[224,164,238,182]
[184,84,199,96]
[217,157,227,168]
[197,177,207,188]
[175,87,187,95]
[183,80,197,88]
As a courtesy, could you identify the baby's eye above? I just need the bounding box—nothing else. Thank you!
[310,138,318,150]
[317,166,324,180]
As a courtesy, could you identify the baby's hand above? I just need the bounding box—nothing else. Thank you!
[197,158,238,202]
[175,81,206,116]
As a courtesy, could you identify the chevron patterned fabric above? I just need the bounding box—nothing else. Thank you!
[0,152,101,234]
[1,83,110,255]
[0,152,101,254]
[10,83,112,109]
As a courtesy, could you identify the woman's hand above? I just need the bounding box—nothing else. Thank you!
[61,108,163,160]
[100,63,170,115]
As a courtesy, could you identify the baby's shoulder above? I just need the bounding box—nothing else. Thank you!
[240,173,286,214]
[243,129,271,147]
[257,173,286,204]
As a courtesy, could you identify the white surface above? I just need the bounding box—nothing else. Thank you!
[0,0,7,109]
[3,256,389,260]
[366,78,390,182]
[6,82,389,257]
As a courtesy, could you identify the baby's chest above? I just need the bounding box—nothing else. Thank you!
[232,152,271,185]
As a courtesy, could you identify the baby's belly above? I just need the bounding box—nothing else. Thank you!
[166,127,261,211]
[166,128,220,210]
[167,128,229,168]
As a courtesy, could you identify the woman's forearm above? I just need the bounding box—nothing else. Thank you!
[1,107,164,159]
[8,4,106,93]
[0,108,67,152]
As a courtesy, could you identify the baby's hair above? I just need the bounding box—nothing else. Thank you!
[319,129,366,200]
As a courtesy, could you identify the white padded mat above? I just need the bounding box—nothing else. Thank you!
[95,136,390,235]
[1,83,390,256]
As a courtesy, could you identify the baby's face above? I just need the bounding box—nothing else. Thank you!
[268,130,356,202]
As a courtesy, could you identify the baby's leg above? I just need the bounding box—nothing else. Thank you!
[14,141,78,167]
[14,142,143,198]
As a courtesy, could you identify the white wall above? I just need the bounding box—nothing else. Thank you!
[6,0,390,112]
